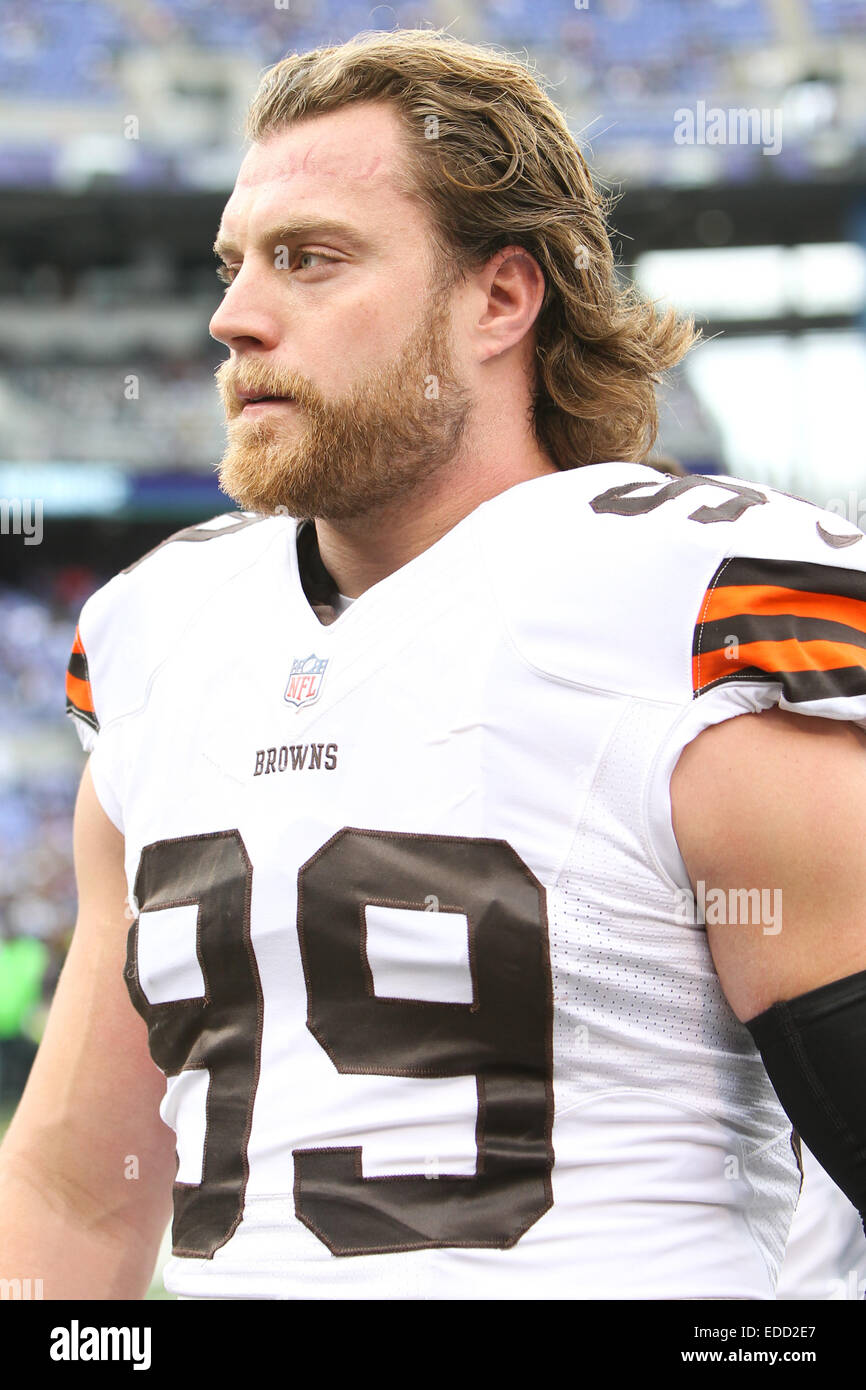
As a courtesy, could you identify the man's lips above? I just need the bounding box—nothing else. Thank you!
[237,386,294,400]
[236,392,297,414]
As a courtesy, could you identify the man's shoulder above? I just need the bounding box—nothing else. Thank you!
[472,462,866,706]
[82,510,285,625]
[118,509,283,586]
[68,511,288,743]
[477,460,864,567]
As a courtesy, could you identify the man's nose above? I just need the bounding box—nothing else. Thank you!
[209,266,281,351]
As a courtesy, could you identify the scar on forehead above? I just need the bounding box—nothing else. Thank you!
[238,148,386,186]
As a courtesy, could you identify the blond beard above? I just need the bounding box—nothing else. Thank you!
[214,287,472,522]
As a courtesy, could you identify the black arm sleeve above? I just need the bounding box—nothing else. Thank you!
[745,968,866,1232]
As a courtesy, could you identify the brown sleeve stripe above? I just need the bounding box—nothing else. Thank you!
[67,649,89,682]
[696,613,866,657]
[695,639,866,696]
[65,625,99,732]
[694,557,866,700]
[709,555,866,601]
[694,664,866,703]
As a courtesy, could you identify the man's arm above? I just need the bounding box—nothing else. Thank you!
[671,705,866,1227]
[670,705,866,1021]
[0,761,176,1299]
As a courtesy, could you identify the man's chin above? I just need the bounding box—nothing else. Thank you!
[218,459,345,522]
[216,453,285,516]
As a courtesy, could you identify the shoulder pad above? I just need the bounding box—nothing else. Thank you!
[474,464,866,713]
[65,512,284,747]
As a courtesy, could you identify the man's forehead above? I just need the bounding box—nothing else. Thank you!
[236,140,386,191]
[216,112,426,255]
[235,107,404,191]
[217,109,415,241]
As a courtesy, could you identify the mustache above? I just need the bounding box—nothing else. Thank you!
[215,359,320,415]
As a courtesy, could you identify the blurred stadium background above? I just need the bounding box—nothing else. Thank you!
[0,0,865,1299]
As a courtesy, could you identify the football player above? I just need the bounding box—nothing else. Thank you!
[1,30,865,1300]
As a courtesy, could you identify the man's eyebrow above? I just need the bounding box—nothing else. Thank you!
[212,218,371,260]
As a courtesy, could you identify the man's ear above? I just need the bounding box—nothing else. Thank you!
[471,245,545,364]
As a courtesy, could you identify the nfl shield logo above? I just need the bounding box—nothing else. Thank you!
[285,653,328,708]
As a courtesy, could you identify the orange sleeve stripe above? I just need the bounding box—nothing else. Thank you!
[71,625,86,657]
[693,638,866,691]
[65,670,95,714]
[699,583,866,634]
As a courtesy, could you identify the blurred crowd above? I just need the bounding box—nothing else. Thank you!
[0,573,101,1102]
[0,0,774,104]
[1,0,862,186]
[0,363,225,470]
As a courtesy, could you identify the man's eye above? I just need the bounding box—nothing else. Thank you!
[215,251,339,289]
[294,250,338,271]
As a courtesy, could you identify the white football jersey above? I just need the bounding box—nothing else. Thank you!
[66,462,866,1300]
[777,1147,866,1299]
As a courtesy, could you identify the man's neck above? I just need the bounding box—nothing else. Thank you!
[314,446,560,598]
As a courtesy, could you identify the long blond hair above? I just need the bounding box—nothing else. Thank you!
[246,28,697,469]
